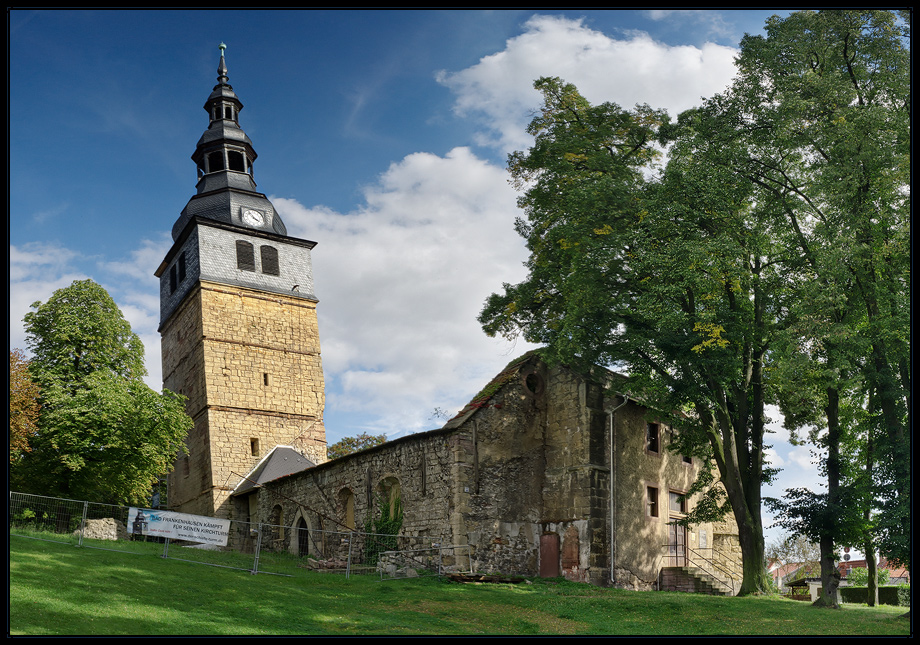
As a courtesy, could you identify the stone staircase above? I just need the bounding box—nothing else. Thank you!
[659,566,736,596]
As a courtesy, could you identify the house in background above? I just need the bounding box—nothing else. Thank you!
[839,558,911,585]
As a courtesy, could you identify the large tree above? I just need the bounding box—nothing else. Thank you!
[703,9,910,603]
[12,280,192,506]
[479,77,779,594]
[479,10,908,597]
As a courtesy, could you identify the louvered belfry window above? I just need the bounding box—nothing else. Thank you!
[261,245,279,276]
[236,240,255,271]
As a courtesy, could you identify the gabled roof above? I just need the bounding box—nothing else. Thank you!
[442,350,543,430]
[232,445,315,496]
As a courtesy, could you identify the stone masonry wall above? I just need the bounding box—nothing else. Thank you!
[259,427,460,564]
[164,280,326,519]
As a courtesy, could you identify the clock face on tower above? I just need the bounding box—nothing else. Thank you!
[242,208,265,227]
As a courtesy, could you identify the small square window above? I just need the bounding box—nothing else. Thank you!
[669,490,687,514]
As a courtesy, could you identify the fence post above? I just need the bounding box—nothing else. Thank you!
[251,523,263,575]
[163,538,170,559]
[77,501,89,547]
[346,533,352,580]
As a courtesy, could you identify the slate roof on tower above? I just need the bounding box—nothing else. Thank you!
[172,43,287,240]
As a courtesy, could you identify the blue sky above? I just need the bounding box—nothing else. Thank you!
[11,9,823,548]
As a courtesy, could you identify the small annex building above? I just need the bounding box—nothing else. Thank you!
[239,351,742,590]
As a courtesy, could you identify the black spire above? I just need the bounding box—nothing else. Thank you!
[171,43,286,240]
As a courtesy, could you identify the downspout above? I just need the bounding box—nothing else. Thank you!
[607,394,629,587]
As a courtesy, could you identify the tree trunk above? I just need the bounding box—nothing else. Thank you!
[735,505,771,595]
[813,533,841,608]
[865,545,879,607]
[813,385,842,608]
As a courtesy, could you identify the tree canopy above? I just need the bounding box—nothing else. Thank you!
[480,10,909,596]
[11,280,192,506]
[327,432,388,461]
[10,349,40,461]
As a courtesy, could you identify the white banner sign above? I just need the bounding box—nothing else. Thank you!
[127,508,231,546]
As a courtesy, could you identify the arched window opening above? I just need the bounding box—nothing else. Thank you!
[339,488,356,531]
[224,105,234,120]
[260,245,279,276]
[228,150,245,172]
[378,477,402,522]
[297,517,309,557]
[236,241,255,272]
[207,151,225,172]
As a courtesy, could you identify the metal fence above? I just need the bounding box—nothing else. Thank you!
[9,492,470,580]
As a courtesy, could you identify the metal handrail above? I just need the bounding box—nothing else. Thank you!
[661,544,741,595]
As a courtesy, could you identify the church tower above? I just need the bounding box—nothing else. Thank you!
[157,44,326,519]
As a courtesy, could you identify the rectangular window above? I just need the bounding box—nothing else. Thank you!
[169,265,177,294]
[236,240,255,271]
[260,245,280,276]
[263,372,270,387]
[178,252,186,282]
[647,423,660,453]
[250,438,260,457]
[669,490,687,514]
[647,486,659,518]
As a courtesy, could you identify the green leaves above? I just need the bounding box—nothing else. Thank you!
[13,280,192,506]
[481,11,908,593]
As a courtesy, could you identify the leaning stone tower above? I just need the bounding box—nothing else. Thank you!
[157,44,326,518]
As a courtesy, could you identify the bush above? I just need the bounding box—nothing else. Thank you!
[840,585,908,606]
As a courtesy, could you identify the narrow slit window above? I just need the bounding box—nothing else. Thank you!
[261,245,279,276]
[263,372,270,387]
[647,486,659,518]
[236,241,255,271]
[250,438,260,457]
[647,423,660,453]
[169,264,177,294]
[178,252,186,283]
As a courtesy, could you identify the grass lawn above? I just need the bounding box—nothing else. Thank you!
[10,535,910,635]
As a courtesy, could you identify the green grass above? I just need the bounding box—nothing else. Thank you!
[10,535,910,635]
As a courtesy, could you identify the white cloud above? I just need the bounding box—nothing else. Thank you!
[274,146,536,440]
[437,14,738,153]
[9,240,167,391]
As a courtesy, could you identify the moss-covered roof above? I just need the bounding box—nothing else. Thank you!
[443,349,545,428]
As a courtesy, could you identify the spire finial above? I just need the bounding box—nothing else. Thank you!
[217,42,229,85]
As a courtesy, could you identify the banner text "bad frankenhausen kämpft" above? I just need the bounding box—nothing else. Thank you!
[128,508,231,546]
